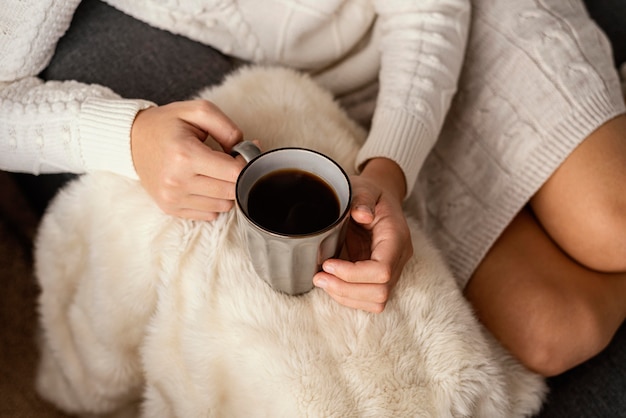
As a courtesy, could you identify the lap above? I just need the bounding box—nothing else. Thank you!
[32,67,547,417]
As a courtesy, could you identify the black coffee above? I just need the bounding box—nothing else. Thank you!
[247,169,340,235]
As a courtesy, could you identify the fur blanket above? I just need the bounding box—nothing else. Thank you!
[34,67,546,417]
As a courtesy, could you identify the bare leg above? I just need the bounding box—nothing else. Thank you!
[531,114,626,272]
[465,115,626,377]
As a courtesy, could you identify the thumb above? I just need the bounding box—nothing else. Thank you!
[350,181,378,225]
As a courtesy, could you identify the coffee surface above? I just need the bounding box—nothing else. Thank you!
[248,169,340,235]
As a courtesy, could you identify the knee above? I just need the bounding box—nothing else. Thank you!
[512,295,613,377]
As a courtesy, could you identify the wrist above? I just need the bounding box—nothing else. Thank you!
[360,158,407,201]
[80,97,154,178]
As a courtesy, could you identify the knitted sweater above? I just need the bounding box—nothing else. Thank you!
[0,0,471,195]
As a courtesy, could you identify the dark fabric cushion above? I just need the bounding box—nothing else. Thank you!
[584,0,626,67]
[40,0,239,104]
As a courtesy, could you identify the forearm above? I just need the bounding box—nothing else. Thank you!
[0,77,153,176]
[357,0,471,197]
[1,0,156,177]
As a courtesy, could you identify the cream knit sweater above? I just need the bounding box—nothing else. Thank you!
[0,0,471,196]
[5,1,624,285]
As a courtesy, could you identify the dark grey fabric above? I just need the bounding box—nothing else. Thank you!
[536,321,626,418]
[40,0,239,104]
[584,0,626,67]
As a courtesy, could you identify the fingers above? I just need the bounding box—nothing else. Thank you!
[186,174,237,201]
[130,100,250,220]
[178,100,243,151]
[349,176,377,224]
[163,194,236,221]
[322,257,392,285]
[190,142,246,183]
[157,173,237,207]
[313,270,390,313]
[314,252,396,313]
[313,171,413,314]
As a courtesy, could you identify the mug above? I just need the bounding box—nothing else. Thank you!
[232,141,352,295]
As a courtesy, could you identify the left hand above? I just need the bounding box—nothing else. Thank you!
[130,100,245,221]
[312,158,413,313]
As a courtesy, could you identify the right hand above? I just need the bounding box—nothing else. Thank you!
[312,158,413,313]
[130,100,245,220]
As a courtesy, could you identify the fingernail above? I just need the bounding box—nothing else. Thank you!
[322,262,335,274]
[314,277,327,289]
[355,205,374,216]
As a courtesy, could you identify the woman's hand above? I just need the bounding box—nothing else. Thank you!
[313,158,413,313]
[130,100,245,220]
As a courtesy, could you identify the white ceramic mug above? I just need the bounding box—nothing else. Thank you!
[232,141,352,295]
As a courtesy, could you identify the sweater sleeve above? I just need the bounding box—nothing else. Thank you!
[0,0,154,178]
[356,0,471,196]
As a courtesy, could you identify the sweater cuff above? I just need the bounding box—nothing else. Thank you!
[79,97,155,179]
[355,108,434,198]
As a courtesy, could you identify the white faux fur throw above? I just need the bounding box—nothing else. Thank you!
[34,67,546,417]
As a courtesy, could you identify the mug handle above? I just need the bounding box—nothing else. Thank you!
[231,141,262,163]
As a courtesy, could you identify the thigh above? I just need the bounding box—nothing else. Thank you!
[40,0,239,104]
[530,114,626,272]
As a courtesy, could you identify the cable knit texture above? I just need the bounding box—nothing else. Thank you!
[1,0,154,178]
[1,0,625,284]
[415,0,625,285]
[1,0,469,187]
